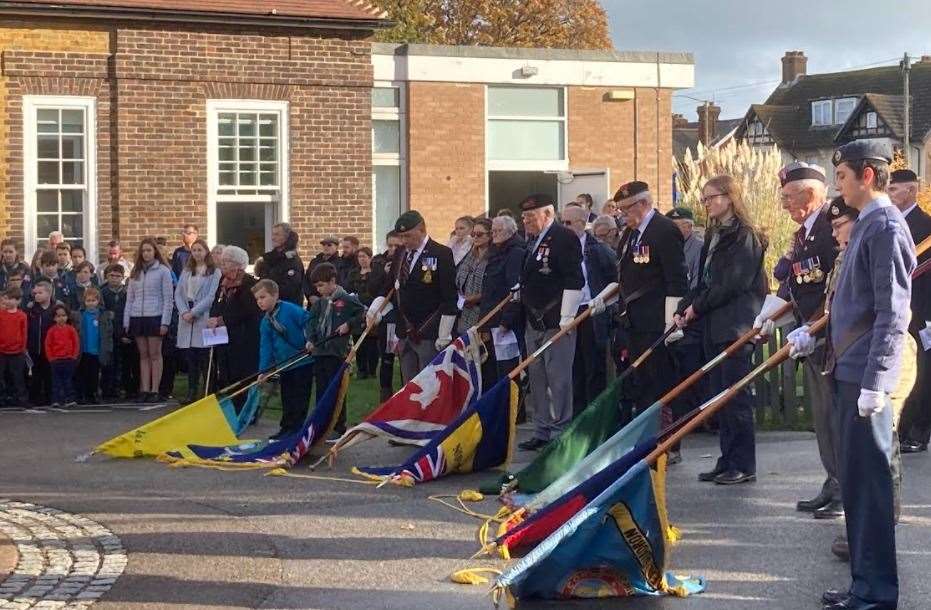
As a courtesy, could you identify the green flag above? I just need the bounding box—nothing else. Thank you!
[484,375,625,494]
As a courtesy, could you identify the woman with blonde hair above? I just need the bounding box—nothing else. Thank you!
[675,174,768,485]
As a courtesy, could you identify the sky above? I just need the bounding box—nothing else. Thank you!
[604,0,931,121]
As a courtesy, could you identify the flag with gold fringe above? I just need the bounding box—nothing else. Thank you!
[93,386,261,459]
[492,457,704,606]
[159,363,350,470]
[353,376,517,486]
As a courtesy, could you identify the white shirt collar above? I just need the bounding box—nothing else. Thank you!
[408,235,430,266]
[802,204,825,237]
[635,208,656,238]
[902,203,918,218]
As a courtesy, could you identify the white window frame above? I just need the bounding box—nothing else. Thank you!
[811,99,832,126]
[371,82,407,247]
[22,95,98,262]
[866,111,878,129]
[485,85,569,173]
[834,97,857,125]
[206,99,290,250]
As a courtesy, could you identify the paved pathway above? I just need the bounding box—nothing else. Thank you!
[0,408,929,609]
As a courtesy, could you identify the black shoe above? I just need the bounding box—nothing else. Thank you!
[822,595,895,610]
[698,466,725,482]
[901,439,928,453]
[831,535,849,562]
[822,590,848,605]
[134,393,149,404]
[714,470,756,485]
[797,488,834,512]
[813,499,844,520]
[518,437,549,451]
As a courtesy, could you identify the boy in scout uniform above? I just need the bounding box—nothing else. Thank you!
[367,211,458,384]
[517,193,584,451]
[773,161,842,519]
[788,140,915,610]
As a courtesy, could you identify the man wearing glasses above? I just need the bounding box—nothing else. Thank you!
[170,224,199,279]
[773,161,843,520]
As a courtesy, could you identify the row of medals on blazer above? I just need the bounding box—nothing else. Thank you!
[794,256,824,284]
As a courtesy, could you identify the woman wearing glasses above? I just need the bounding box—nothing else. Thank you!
[675,175,768,485]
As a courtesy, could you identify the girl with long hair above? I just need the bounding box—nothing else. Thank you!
[174,238,221,403]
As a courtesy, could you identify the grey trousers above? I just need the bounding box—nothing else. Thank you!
[803,346,839,496]
[524,324,576,441]
[399,338,439,385]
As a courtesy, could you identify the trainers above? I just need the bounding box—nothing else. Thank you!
[64,401,78,409]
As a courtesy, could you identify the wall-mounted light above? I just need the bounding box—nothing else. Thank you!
[519,65,539,78]
[604,89,635,101]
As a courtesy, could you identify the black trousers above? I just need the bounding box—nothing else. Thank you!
[314,356,347,433]
[899,334,931,444]
[668,336,706,450]
[279,365,314,433]
[572,313,607,417]
[356,335,379,377]
[182,347,209,400]
[76,354,100,402]
[377,322,396,394]
[627,330,676,412]
[0,353,28,405]
[28,354,52,406]
[50,359,77,404]
[159,337,177,398]
[707,341,755,474]
[834,380,898,606]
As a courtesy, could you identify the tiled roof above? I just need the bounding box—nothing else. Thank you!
[736,61,931,150]
[3,0,388,23]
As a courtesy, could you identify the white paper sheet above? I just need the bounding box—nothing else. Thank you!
[202,326,230,347]
[492,326,520,361]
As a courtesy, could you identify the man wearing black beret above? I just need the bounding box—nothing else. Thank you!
[517,193,584,451]
[366,210,458,383]
[887,169,931,454]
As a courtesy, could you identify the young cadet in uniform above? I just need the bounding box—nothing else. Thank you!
[887,169,931,453]
[367,211,458,384]
[517,194,584,450]
[789,140,914,610]
[771,162,842,519]
[591,181,687,416]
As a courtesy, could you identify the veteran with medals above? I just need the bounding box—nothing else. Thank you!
[367,211,458,384]
[517,193,585,451]
[592,181,688,417]
[772,161,842,519]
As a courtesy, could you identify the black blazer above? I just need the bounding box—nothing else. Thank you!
[520,222,584,330]
[679,219,767,345]
[209,274,262,376]
[773,207,838,322]
[384,238,458,339]
[480,234,526,330]
[617,211,688,333]
[906,206,931,330]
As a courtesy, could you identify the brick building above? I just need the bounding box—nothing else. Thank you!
[0,1,693,265]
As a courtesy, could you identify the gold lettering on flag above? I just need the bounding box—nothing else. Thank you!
[608,502,663,590]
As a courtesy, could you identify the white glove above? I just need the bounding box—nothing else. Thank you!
[589,282,619,316]
[366,296,393,325]
[786,325,816,359]
[559,289,583,331]
[434,314,456,351]
[857,389,886,417]
[665,329,684,345]
[509,283,521,303]
[753,316,775,339]
[664,296,682,329]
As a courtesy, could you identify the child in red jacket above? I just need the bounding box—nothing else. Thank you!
[0,287,28,408]
[45,304,79,408]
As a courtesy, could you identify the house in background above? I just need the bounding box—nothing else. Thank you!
[672,103,742,161]
[736,51,931,180]
[0,0,694,264]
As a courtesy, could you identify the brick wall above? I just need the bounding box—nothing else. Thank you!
[407,82,486,239]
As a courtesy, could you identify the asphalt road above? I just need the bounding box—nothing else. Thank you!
[1,408,929,610]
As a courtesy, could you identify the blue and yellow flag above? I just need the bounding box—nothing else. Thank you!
[494,458,704,606]
[93,387,261,459]
[354,377,518,486]
[159,363,350,470]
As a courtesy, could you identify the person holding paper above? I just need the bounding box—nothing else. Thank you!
[481,216,526,392]
[174,239,221,404]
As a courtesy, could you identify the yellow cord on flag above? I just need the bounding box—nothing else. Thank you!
[265,468,380,485]
[449,567,501,585]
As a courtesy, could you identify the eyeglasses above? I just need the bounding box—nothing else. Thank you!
[700,192,728,204]
[471,231,488,238]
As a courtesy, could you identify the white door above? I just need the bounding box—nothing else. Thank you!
[557,169,610,213]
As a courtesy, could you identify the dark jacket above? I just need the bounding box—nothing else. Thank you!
[73,308,115,367]
[100,284,129,342]
[521,221,585,331]
[582,231,619,346]
[905,206,931,332]
[254,231,304,306]
[337,256,359,289]
[170,245,192,280]
[25,300,60,358]
[306,287,365,358]
[303,252,341,305]
[210,273,262,378]
[0,261,29,290]
[346,266,385,307]
[773,206,837,323]
[480,234,526,330]
[617,211,689,333]
[381,238,458,340]
[678,218,767,345]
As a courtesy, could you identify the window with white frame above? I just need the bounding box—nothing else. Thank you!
[487,86,566,162]
[372,84,406,247]
[23,96,97,260]
[207,100,288,263]
[811,99,833,126]
[834,97,857,125]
